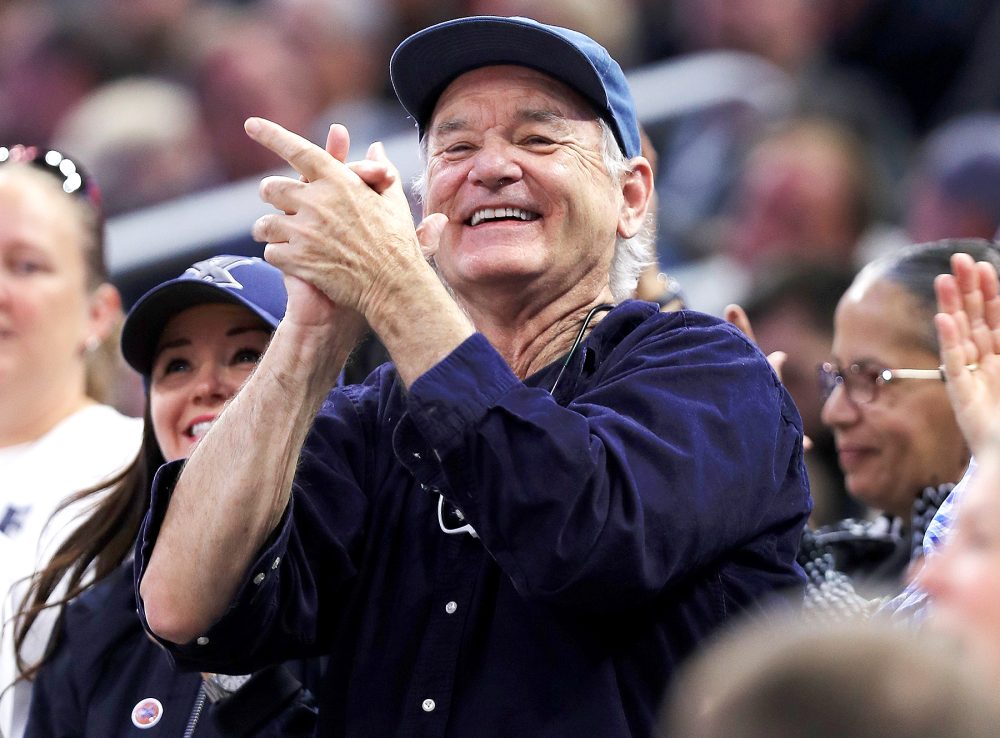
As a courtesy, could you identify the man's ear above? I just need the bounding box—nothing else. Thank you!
[85,282,123,348]
[617,156,654,239]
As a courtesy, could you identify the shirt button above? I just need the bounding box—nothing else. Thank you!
[445,601,457,614]
[196,636,210,646]
[271,557,281,570]
[421,698,436,712]
[253,573,265,585]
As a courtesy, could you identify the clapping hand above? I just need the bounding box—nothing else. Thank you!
[934,252,1000,455]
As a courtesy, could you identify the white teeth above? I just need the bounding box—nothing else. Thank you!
[470,207,538,227]
[189,420,214,439]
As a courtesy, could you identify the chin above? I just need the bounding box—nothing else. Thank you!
[845,486,887,515]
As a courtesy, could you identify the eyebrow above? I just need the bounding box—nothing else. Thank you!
[431,108,574,138]
[153,325,271,360]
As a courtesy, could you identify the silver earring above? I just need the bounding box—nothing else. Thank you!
[84,335,101,353]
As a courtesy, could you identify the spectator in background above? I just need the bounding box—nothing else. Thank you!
[644,0,909,272]
[675,117,879,314]
[178,6,329,181]
[726,119,875,267]
[260,0,413,151]
[0,5,105,146]
[51,77,223,215]
[61,0,199,79]
[668,0,830,73]
[0,147,142,738]
[660,616,1000,738]
[905,113,1000,243]
[810,240,995,596]
[889,246,1000,619]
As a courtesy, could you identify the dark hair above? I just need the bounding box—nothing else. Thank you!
[11,404,163,682]
[744,263,857,333]
[861,238,1000,353]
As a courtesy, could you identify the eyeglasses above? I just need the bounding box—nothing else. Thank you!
[818,361,977,404]
[0,145,100,206]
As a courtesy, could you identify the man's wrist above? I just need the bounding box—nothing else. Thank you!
[266,319,361,396]
[367,268,475,387]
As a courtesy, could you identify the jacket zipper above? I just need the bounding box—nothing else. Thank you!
[183,682,208,738]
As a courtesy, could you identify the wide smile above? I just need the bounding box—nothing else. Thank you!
[184,416,216,440]
[466,206,541,227]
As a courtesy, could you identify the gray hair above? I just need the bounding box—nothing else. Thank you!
[412,118,654,303]
[851,237,1000,354]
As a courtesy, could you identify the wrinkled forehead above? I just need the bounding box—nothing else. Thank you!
[428,65,602,136]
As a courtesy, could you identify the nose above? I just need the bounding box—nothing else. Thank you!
[468,136,522,190]
[820,382,860,428]
[192,362,235,404]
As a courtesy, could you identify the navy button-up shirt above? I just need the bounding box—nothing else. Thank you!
[136,301,810,737]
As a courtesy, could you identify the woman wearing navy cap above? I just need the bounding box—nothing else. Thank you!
[16,255,318,737]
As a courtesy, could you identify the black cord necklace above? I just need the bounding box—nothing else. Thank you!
[548,303,615,396]
[436,302,615,538]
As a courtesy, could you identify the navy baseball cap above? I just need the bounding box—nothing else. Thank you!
[389,15,641,159]
[121,255,287,376]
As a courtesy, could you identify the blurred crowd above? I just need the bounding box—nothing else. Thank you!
[1,0,997,215]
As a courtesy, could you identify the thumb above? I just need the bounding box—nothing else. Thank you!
[416,213,448,261]
[723,303,757,344]
[348,141,398,195]
[766,350,787,382]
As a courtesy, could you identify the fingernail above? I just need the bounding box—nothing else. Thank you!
[245,117,261,134]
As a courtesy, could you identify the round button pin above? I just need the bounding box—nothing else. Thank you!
[131,697,164,728]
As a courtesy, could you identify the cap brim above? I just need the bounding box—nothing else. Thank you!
[121,280,281,376]
[390,17,610,134]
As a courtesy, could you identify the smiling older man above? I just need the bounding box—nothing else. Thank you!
[136,16,810,738]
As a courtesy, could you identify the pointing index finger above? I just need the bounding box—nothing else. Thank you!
[245,117,334,182]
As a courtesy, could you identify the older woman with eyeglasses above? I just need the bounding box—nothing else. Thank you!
[808,239,1000,600]
[0,146,142,738]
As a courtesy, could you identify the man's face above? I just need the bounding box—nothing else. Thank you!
[422,66,625,306]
